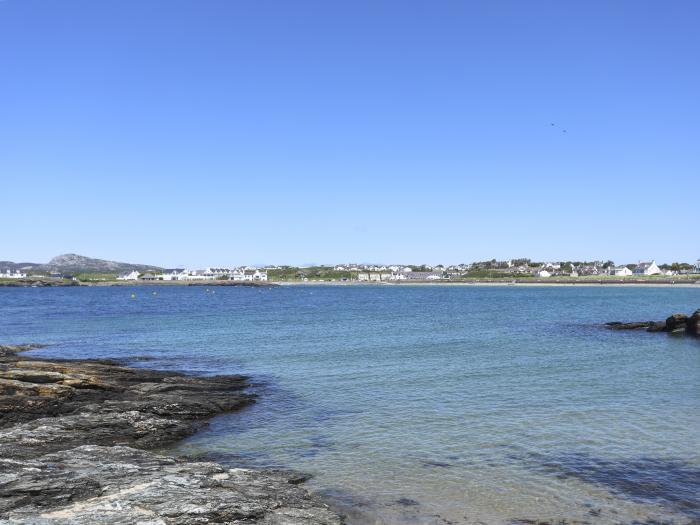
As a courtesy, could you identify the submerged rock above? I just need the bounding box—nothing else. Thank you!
[0,345,343,524]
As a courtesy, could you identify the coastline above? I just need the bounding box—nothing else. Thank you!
[276,280,700,288]
[3,278,699,288]
[0,344,343,524]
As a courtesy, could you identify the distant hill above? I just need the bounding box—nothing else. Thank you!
[1,254,163,274]
[0,261,42,272]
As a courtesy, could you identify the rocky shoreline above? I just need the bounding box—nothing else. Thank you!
[606,307,700,336]
[0,344,343,524]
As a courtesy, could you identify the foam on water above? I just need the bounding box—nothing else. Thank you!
[1,285,699,524]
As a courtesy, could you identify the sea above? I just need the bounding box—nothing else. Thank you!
[1,284,699,524]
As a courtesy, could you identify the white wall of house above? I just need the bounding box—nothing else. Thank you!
[610,266,632,277]
[117,271,140,281]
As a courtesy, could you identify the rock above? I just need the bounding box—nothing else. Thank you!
[0,344,46,357]
[605,321,652,330]
[606,307,700,338]
[0,445,342,524]
[687,308,700,336]
[0,344,344,524]
[646,321,667,333]
[665,313,688,332]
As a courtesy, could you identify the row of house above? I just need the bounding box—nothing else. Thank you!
[535,260,666,278]
[0,269,27,279]
[356,270,445,281]
[117,268,268,282]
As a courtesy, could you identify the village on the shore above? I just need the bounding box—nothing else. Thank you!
[4,258,700,283]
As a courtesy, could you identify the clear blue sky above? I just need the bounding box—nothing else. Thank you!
[1,1,698,267]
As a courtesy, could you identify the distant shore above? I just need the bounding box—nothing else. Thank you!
[278,279,700,288]
[2,277,699,288]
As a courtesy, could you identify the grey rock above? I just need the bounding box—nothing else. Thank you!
[606,308,700,338]
[0,345,343,524]
[0,446,342,524]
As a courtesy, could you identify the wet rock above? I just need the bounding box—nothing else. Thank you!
[606,308,700,338]
[665,313,688,332]
[0,344,343,524]
[646,321,668,333]
[605,321,653,330]
[688,308,700,336]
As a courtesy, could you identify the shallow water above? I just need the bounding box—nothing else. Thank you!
[1,285,699,524]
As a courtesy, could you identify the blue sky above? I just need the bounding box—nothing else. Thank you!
[1,1,698,267]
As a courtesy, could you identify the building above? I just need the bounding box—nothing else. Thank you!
[609,266,633,277]
[160,270,186,281]
[139,273,158,281]
[117,271,140,281]
[405,271,444,280]
[633,260,661,276]
[0,269,26,279]
[536,270,551,278]
[243,270,268,281]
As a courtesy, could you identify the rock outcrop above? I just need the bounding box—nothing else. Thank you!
[605,307,700,337]
[0,345,343,524]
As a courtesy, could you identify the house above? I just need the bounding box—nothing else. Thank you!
[117,271,140,281]
[0,269,26,279]
[695,259,700,273]
[205,268,231,279]
[229,270,244,281]
[160,270,186,281]
[139,273,158,281]
[243,270,267,281]
[357,273,369,281]
[536,270,551,278]
[575,265,601,276]
[405,271,444,280]
[369,273,381,282]
[633,260,661,276]
[609,266,632,277]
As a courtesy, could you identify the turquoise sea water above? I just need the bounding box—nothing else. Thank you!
[1,285,699,524]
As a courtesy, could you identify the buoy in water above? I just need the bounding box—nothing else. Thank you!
[152,291,157,296]
[131,293,136,299]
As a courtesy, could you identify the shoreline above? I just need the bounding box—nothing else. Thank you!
[277,280,700,288]
[0,344,343,524]
[2,278,700,288]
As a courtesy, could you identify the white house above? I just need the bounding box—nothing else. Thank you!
[243,270,268,281]
[117,271,140,281]
[536,270,551,278]
[633,260,661,276]
[161,270,187,281]
[609,266,633,277]
[0,269,26,279]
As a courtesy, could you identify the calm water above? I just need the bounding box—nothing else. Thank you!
[1,285,699,524]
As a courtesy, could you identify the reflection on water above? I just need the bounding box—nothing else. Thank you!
[1,285,699,524]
